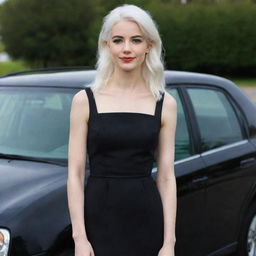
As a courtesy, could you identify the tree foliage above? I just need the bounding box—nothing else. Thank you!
[0,0,255,76]
[146,1,256,75]
[0,0,99,67]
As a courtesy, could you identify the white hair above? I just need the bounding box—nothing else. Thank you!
[89,4,166,101]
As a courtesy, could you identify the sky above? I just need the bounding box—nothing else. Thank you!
[0,0,6,4]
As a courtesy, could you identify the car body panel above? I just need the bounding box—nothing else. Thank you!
[1,69,256,256]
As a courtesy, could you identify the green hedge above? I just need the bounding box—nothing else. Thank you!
[146,2,256,76]
[0,0,99,67]
[0,0,255,76]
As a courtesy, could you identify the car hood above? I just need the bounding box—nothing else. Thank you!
[0,158,67,222]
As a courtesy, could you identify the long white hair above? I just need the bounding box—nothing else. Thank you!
[89,4,166,101]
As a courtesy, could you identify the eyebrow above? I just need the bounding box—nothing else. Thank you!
[112,35,143,39]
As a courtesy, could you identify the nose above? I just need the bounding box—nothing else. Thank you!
[123,40,131,52]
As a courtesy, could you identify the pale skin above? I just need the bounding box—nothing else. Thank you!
[67,19,177,256]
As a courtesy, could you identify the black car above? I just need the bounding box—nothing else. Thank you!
[0,67,256,256]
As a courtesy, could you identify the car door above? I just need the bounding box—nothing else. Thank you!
[152,87,208,256]
[186,86,256,255]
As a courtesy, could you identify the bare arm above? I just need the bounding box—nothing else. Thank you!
[155,92,177,246]
[67,89,89,240]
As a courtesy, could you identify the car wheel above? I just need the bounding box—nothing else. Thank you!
[237,201,256,256]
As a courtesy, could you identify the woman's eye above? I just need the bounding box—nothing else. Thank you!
[112,39,142,44]
[133,39,142,43]
[113,39,122,43]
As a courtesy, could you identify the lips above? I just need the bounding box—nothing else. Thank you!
[120,57,135,62]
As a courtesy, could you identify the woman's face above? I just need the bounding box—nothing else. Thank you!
[106,19,151,72]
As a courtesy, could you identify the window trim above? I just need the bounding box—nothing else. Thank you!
[170,84,248,154]
[166,85,197,157]
[201,139,248,156]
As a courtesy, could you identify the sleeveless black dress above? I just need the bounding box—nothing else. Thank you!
[84,87,165,256]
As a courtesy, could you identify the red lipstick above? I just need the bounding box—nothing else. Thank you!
[120,57,135,62]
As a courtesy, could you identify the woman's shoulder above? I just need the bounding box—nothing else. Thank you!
[71,89,90,122]
[161,91,177,122]
[162,90,177,107]
[72,89,89,106]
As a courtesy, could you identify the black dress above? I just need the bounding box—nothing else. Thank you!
[84,87,165,256]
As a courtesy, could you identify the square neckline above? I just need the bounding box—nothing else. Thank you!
[89,87,158,118]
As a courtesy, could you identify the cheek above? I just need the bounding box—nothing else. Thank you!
[137,50,147,59]
[109,49,119,56]
[108,44,120,55]
[136,46,148,56]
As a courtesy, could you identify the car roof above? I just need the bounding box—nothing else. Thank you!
[1,68,256,137]
[0,69,235,89]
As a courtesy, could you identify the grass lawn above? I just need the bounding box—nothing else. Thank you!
[0,61,30,76]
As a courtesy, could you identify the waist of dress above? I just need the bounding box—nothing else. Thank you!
[88,173,152,179]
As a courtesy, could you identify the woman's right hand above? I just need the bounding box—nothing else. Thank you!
[74,235,95,256]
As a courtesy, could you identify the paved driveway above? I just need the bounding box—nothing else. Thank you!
[239,86,256,103]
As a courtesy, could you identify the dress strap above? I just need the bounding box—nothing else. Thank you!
[85,87,97,120]
[154,91,165,124]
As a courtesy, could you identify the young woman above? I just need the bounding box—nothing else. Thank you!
[67,4,177,256]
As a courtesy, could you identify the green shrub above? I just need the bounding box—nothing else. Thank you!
[146,2,256,76]
[0,0,255,76]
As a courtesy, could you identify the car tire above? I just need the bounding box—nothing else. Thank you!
[237,201,256,256]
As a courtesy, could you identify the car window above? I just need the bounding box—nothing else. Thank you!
[0,87,76,161]
[166,88,193,161]
[187,88,243,152]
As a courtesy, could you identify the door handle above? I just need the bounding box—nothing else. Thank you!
[192,176,209,184]
[240,157,256,168]
[190,176,208,189]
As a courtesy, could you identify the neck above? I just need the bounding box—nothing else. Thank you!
[106,66,147,93]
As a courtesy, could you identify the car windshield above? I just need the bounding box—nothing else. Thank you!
[0,86,79,165]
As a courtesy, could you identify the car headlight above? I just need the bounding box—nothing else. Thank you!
[0,229,10,256]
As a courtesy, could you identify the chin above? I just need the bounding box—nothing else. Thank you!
[122,67,138,72]
[114,60,143,71]
[117,64,137,71]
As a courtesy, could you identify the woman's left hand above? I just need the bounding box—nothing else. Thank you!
[158,242,175,256]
